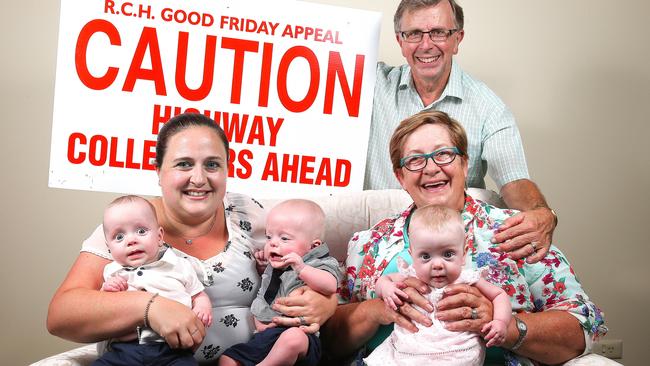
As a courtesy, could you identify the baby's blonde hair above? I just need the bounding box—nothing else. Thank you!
[409,204,465,250]
[103,195,159,237]
[270,199,326,240]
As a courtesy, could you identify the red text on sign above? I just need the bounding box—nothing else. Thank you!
[74,19,365,117]
[67,132,156,170]
[261,153,351,187]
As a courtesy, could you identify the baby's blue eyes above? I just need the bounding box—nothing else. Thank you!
[265,235,290,242]
[114,228,148,241]
[418,251,456,260]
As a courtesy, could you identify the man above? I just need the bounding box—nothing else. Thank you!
[366,0,556,262]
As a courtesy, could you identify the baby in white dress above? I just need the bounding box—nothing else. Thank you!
[366,205,511,365]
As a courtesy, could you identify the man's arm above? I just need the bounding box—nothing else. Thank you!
[494,179,557,263]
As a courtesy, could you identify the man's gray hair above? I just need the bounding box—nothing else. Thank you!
[393,0,464,33]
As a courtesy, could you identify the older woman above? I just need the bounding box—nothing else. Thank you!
[47,113,336,364]
[323,111,606,365]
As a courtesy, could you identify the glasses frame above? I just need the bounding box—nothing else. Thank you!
[399,28,459,43]
[400,147,461,172]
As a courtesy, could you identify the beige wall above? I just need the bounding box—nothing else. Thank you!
[2,0,648,364]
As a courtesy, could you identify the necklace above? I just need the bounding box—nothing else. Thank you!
[181,214,217,245]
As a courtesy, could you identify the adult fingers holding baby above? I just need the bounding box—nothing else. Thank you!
[395,276,435,326]
[148,295,206,350]
[434,283,494,333]
[271,286,338,327]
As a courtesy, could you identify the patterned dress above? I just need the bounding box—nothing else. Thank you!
[81,192,266,364]
[341,193,607,366]
[365,266,484,366]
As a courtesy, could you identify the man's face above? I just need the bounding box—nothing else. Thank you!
[397,2,464,88]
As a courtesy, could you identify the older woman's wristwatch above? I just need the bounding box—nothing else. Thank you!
[511,315,528,350]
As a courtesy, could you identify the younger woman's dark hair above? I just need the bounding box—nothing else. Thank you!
[155,113,229,167]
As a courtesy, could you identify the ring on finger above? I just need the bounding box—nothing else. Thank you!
[530,242,538,251]
[298,316,307,326]
[470,308,478,320]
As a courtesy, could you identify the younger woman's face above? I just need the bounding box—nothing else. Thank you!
[156,126,228,220]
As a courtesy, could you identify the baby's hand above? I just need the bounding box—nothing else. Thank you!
[375,276,409,311]
[254,250,268,274]
[193,304,213,328]
[300,322,320,334]
[482,319,508,347]
[281,253,305,273]
[192,291,213,327]
[256,321,277,332]
[101,276,128,292]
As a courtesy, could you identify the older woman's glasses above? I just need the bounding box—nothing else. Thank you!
[400,147,461,172]
[400,28,459,43]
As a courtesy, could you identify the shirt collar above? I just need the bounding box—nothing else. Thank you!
[303,242,331,262]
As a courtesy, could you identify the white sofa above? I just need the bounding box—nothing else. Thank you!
[33,189,619,365]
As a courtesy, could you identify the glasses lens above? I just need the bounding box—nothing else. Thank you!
[430,30,447,41]
[433,149,456,165]
[404,155,426,170]
[404,31,423,43]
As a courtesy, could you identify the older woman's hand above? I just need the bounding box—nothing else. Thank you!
[435,283,493,333]
[395,277,434,329]
[148,295,206,350]
[271,286,337,327]
[492,208,556,264]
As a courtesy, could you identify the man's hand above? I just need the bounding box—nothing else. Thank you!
[498,179,557,264]
[492,207,555,263]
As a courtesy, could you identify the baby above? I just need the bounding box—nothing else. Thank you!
[93,195,211,366]
[365,205,511,365]
[220,199,341,366]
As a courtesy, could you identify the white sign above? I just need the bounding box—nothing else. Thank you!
[49,0,380,198]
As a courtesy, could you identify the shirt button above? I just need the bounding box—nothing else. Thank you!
[137,271,143,276]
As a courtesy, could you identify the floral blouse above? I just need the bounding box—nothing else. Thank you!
[341,193,607,365]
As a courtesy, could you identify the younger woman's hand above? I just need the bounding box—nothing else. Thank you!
[148,295,206,350]
[271,286,337,327]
